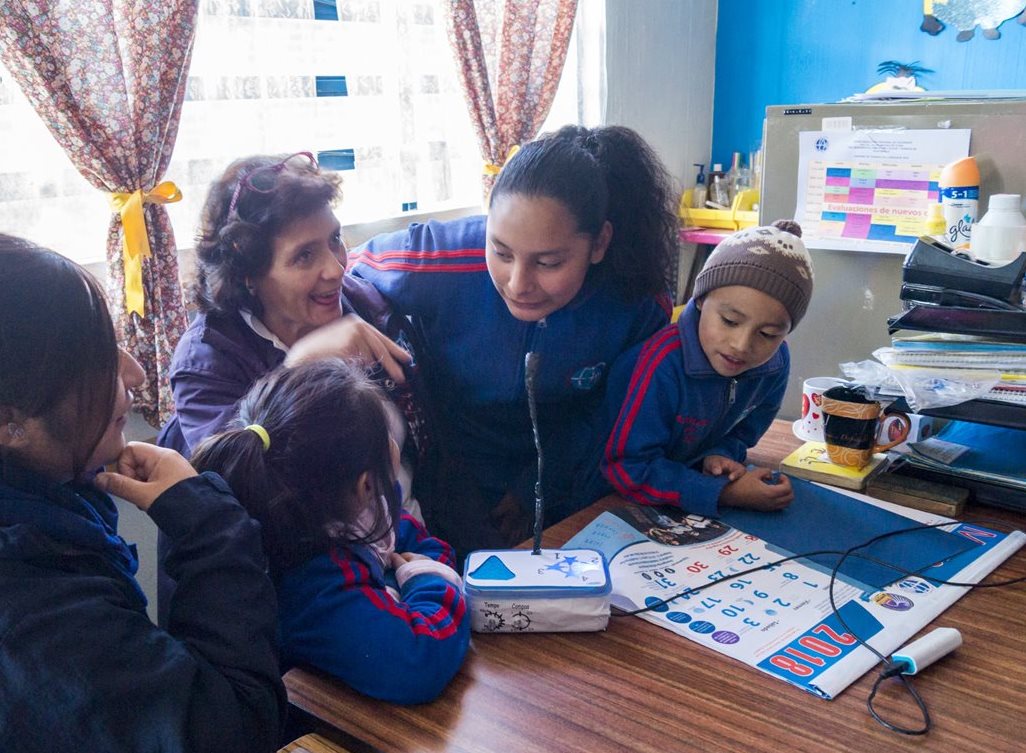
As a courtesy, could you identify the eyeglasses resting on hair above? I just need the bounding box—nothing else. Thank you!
[227,151,318,218]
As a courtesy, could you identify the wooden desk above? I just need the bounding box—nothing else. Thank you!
[285,420,1026,753]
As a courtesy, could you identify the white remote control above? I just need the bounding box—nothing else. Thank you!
[892,627,963,675]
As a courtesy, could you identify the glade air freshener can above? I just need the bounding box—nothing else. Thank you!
[938,156,979,250]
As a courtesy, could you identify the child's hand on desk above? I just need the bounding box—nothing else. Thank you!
[702,455,746,482]
[719,468,793,512]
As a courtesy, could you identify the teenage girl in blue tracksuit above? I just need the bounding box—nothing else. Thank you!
[192,359,468,705]
[345,125,679,553]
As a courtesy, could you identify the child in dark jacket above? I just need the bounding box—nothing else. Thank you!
[602,220,815,517]
[192,359,469,704]
[0,235,285,753]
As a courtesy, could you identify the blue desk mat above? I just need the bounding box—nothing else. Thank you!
[718,478,978,590]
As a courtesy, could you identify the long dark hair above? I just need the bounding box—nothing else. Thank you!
[0,234,119,477]
[490,125,678,301]
[191,154,342,317]
[191,359,398,571]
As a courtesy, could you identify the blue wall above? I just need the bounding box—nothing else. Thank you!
[712,0,1026,168]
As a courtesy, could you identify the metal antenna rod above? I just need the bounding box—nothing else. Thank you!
[524,352,544,555]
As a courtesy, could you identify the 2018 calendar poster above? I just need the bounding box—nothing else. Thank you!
[566,488,1023,699]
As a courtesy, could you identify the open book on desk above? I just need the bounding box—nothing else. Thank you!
[566,480,1023,699]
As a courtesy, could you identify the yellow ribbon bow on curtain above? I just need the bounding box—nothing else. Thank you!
[109,181,182,317]
[483,144,521,176]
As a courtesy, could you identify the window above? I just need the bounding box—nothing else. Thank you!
[0,0,600,265]
[0,61,113,264]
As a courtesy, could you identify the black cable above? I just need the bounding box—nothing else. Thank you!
[823,517,1025,735]
[609,515,1025,736]
[523,352,544,555]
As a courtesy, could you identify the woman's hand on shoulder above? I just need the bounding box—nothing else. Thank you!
[94,442,198,512]
[718,467,793,512]
[285,314,412,383]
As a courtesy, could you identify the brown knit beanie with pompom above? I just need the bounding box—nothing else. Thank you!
[692,219,814,330]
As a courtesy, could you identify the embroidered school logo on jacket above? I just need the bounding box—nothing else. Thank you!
[675,415,709,445]
[570,362,606,391]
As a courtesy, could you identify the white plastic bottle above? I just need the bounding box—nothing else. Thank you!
[971,193,1026,263]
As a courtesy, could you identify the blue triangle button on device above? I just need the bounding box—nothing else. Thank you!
[469,554,517,581]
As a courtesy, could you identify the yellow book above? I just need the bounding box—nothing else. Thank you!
[778,441,889,491]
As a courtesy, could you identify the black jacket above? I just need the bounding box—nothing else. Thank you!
[0,461,286,753]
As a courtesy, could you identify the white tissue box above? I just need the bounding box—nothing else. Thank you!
[463,548,611,633]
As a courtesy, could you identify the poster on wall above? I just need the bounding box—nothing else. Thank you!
[795,129,971,254]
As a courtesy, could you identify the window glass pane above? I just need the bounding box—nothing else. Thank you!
[0,0,597,265]
[0,59,111,264]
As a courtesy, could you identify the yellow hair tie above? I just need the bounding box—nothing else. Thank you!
[483,144,521,176]
[244,424,271,452]
[109,181,183,317]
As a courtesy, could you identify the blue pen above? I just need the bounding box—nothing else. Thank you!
[768,470,781,485]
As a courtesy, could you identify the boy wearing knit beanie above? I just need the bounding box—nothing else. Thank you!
[600,220,814,517]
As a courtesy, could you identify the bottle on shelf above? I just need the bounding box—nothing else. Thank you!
[690,163,707,210]
[749,144,763,195]
[726,151,749,204]
[707,163,730,209]
[971,193,1026,263]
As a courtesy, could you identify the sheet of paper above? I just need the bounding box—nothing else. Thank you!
[910,437,971,465]
[794,129,970,254]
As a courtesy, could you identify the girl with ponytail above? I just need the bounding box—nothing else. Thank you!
[191,358,468,704]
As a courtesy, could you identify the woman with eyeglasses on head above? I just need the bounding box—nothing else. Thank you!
[159,153,432,512]
[0,234,286,753]
[294,125,678,556]
[158,153,440,623]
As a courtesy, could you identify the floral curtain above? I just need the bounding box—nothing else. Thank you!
[445,0,578,196]
[0,0,197,427]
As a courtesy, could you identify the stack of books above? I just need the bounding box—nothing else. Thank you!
[875,334,1026,406]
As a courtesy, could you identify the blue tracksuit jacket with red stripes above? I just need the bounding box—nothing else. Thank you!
[602,299,789,517]
[351,215,669,526]
[275,514,468,704]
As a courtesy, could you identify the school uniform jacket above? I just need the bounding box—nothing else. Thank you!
[276,513,469,705]
[0,462,286,753]
[351,215,670,523]
[602,299,790,517]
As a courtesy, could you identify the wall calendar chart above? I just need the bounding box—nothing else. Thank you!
[794,129,970,254]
